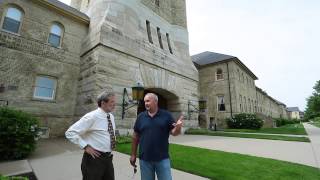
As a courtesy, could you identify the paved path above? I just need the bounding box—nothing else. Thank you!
[170,129,319,168]
[0,138,208,180]
[2,123,320,179]
[303,123,320,169]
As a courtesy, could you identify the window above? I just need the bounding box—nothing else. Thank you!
[157,27,163,49]
[146,20,153,44]
[33,76,57,100]
[244,97,247,112]
[216,69,223,80]
[217,96,225,111]
[155,0,160,7]
[48,23,63,47]
[237,69,240,81]
[2,7,23,33]
[239,95,242,112]
[166,33,173,54]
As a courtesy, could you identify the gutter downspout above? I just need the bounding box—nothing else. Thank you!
[226,62,233,117]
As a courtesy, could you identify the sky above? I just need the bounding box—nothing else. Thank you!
[60,0,320,111]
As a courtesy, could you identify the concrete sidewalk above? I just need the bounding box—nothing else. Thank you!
[303,123,320,169]
[170,126,320,168]
[0,138,208,180]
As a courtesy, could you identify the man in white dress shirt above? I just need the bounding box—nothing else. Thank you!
[66,91,117,180]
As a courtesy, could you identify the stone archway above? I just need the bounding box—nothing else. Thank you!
[137,88,180,118]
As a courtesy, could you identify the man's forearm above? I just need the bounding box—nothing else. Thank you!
[131,133,139,156]
[171,127,181,136]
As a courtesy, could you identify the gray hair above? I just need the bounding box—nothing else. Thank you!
[97,91,115,107]
[145,93,158,102]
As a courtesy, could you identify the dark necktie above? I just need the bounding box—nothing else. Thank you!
[107,113,116,150]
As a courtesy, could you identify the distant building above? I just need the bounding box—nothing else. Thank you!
[192,51,288,128]
[287,107,301,119]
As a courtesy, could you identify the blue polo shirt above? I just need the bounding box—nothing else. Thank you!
[134,109,175,161]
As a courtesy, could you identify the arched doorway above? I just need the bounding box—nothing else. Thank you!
[137,88,180,117]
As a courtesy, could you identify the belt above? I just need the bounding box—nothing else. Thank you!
[98,151,113,158]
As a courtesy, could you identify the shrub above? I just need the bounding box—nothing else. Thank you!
[116,135,132,144]
[226,113,263,130]
[274,118,300,127]
[0,107,39,161]
[313,117,320,122]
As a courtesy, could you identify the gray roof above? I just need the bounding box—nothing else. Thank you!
[192,51,258,80]
[287,107,300,112]
[41,0,90,23]
[192,51,235,66]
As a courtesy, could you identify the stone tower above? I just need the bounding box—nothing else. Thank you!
[71,0,199,128]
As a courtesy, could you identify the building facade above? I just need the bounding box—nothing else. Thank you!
[192,51,288,128]
[0,0,199,137]
[287,107,301,119]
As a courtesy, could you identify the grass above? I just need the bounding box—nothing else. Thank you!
[185,129,310,142]
[116,143,320,180]
[224,124,307,135]
[310,122,320,128]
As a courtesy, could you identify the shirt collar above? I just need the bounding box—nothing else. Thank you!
[145,109,161,118]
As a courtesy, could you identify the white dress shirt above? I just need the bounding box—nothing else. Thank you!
[65,108,116,152]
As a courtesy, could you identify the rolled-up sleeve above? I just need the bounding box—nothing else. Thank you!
[65,114,93,149]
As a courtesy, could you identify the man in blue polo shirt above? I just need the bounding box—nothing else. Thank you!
[130,93,183,180]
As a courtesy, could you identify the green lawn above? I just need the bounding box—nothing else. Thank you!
[185,129,310,142]
[310,122,320,128]
[116,143,320,180]
[224,124,307,135]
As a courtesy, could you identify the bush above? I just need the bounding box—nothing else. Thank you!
[226,113,263,130]
[116,135,132,144]
[0,107,39,161]
[0,174,28,180]
[313,117,320,122]
[275,118,300,127]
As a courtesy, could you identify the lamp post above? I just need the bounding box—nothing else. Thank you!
[121,82,144,119]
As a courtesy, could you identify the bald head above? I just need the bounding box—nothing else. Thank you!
[144,93,158,113]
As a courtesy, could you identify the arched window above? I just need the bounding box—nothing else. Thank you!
[216,69,223,80]
[2,7,23,33]
[48,23,63,47]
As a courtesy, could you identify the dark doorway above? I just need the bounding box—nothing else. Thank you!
[137,89,168,115]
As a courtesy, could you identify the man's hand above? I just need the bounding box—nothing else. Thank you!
[171,115,184,136]
[173,115,183,129]
[130,155,137,168]
[84,145,101,159]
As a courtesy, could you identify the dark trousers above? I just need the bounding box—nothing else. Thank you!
[81,152,114,180]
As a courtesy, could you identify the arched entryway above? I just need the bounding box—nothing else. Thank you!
[137,88,180,118]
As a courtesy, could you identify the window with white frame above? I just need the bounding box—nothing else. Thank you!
[216,69,223,80]
[217,96,225,111]
[33,76,57,100]
[2,7,23,33]
[48,23,63,47]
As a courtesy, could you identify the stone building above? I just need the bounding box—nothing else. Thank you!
[286,107,301,119]
[0,0,199,137]
[192,51,288,128]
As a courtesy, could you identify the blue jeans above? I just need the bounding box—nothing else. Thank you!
[139,158,172,180]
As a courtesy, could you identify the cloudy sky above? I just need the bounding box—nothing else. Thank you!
[60,0,319,111]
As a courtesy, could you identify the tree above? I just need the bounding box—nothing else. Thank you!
[305,80,320,120]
